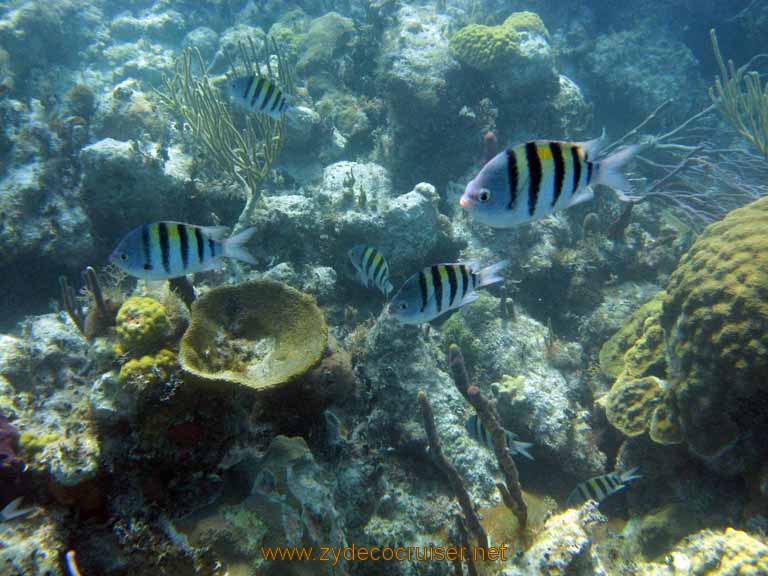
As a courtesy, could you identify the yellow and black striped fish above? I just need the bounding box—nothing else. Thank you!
[461,134,639,228]
[110,222,256,280]
[348,244,394,298]
[566,468,641,506]
[388,260,508,324]
[465,414,534,460]
[228,74,290,120]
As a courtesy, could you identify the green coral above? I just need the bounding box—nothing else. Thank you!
[600,376,664,437]
[118,349,178,398]
[115,297,171,356]
[661,196,768,459]
[599,293,666,380]
[19,432,59,455]
[441,293,502,372]
[179,280,328,392]
[449,11,549,72]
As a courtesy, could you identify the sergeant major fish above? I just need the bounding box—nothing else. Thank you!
[348,244,394,298]
[228,74,291,120]
[110,222,256,281]
[388,260,508,324]
[566,468,641,506]
[465,414,534,461]
[460,134,639,228]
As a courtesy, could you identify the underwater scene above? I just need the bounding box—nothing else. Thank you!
[2,0,768,574]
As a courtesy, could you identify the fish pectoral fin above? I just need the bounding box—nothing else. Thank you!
[461,292,480,306]
[566,187,594,208]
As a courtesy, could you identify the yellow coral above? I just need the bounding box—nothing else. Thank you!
[19,432,59,455]
[115,297,171,356]
[599,292,666,380]
[661,196,768,458]
[450,11,550,72]
[601,376,663,437]
[118,349,178,396]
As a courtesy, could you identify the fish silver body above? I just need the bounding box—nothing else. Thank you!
[465,414,534,460]
[461,135,639,228]
[388,260,508,324]
[566,467,641,506]
[110,221,256,281]
[228,74,290,120]
[348,244,394,298]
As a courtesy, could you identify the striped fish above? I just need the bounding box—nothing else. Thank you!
[388,260,508,324]
[566,468,641,507]
[348,244,394,298]
[110,222,256,280]
[460,134,639,228]
[465,414,534,460]
[228,74,290,120]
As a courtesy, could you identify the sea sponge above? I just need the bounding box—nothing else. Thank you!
[115,297,171,356]
[661,196,768,459]
[179,280,327,392]
[449,11,550,72]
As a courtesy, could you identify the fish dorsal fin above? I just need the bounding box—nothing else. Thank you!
[198,225,230,241]
[577,128,606,158]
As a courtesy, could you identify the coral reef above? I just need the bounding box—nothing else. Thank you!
[115,296,171,357]
[179,280,328,392]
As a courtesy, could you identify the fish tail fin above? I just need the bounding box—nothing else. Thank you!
[223,227,257,265]
[577,127,607,157]
[620,467,642,485]
[512,440,535,461]
[476,259,509,289]
[384,280,394,299]
[596,145,640,200]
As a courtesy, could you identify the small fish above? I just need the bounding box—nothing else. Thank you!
[465,414,534,460]
[110,222,256,280]
[566,468,642,506]
[389,260,508,324]
[228,74,290,120]
[0,496,34,522]
[348,244,394,298]
[460,133,639,228]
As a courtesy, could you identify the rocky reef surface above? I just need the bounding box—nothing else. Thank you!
[1,0,767,575]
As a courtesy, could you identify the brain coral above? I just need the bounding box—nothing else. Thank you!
[660,196,768,461]
[449,11,549,72]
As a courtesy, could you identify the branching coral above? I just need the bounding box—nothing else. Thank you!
[157,37,293,232]
[709,29,768,159]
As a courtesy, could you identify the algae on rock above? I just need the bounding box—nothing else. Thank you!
[179,280,327,392]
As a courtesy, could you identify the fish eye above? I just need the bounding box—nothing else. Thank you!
[120,253,128,261]
[399,302,408,310]
[478,189,491,202]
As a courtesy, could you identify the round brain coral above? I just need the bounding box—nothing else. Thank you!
[661,196,768,461]
[115,296,171,356]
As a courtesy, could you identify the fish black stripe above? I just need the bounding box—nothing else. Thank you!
[141,224,152,270]
[525,142,541,216]
[586,160,594,185]
[158,222,170,274]
[446,265,458,306]
[418,271,429,312]
[208,238,216,259]
[596,476,612,497]
[177,223,189,270]
[260,83,275,111]
[250,77,265,108]
[194,227,205,264]
[431,266,443,313]
[550,142,565,206]
[371,254,385,285]
[506,148,518,210]
[460,265,469,300]
[606,474,620,490]
[242,75,254,99]
[578,484,591,501]
[270,91,283,112]
[362,247,375,275]
[586,479,601,500]
[571,146,582,196]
